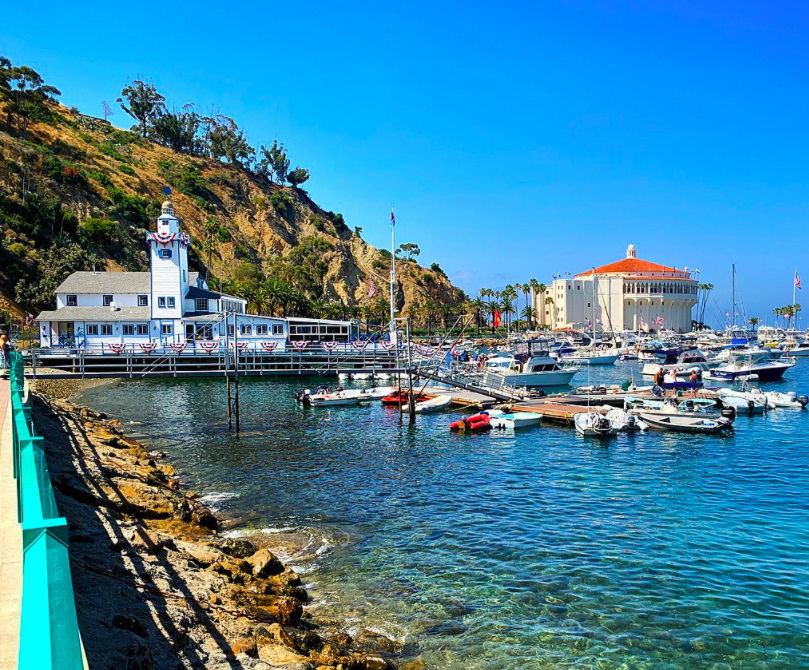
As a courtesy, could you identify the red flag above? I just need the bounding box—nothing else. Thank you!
[493,310,502,328]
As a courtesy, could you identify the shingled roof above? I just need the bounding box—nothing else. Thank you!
[56,271,201,294]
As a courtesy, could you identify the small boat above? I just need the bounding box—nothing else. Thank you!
[381,391,431,406]
[716,385,770,415]
[706,351,795,382]
[414,394,453,414]
[762,390,808,408]
[486,409,542,430]
[450,413,492,432]
[306,391,361,407]
[637,413,733,434]
[574,410,619,437]
[605,408,648,432]
[561,350,619,366]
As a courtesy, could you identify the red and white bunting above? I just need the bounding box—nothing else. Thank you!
[351,340,368,350]
[229,341,249,351]
[107,343,127,354]
[379,341,396,350]
[139,342,158,354]
[147,231,190,247]
[199,341,219,353]
[291,341,308,350]
[321,341,339,352]
[167,342,188,353]
[260,341,279,352]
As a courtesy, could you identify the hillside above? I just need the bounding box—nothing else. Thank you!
[0,72,465,323]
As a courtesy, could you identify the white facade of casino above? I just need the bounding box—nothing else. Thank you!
[534,244,698,333]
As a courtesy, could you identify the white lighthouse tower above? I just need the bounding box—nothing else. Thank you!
[147,198,190,322]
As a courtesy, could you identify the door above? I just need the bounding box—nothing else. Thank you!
[185,324,194,343]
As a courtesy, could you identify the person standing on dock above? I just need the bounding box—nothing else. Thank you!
[653,367,665,388]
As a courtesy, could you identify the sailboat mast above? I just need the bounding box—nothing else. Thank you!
[592,267,597,342]
[732,263,736,329]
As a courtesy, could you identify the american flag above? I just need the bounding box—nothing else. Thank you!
[655,316,664,326]
[368,278,377,298]
[390,207,395,228]
[796,271,802,290]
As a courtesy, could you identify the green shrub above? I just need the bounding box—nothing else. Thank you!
[378,248,392,260]
[81,217,118,243]
[87,170,113,187]
[7,242,26,257]
[311,215,325,231]
[217,226,232,243]
[270,191,293,215]
[430,262,443,274]
[99,141,127,162]
[118,164,136,176]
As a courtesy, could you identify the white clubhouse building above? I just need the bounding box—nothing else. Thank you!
[36,200,352,351]
[536,244,698,333]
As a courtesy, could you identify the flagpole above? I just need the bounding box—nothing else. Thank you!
[389,207,396,344]
[794,268,797,311]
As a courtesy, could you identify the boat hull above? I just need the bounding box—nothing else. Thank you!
[501,370,577,388]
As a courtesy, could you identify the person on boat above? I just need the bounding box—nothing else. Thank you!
[653,367,665,387]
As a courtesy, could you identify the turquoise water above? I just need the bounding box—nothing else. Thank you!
[76,361,809,669]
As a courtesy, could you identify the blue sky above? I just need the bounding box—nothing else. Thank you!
[3,1,808,327]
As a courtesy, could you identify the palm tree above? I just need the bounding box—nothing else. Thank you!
[544,296,555,329]
[748,316,760,331]
[698,283,713,325]
[500,294,516,333]
[521,305,538,329]
[470,297,486,337]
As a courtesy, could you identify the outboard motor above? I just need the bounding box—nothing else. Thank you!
[798,395,809,407]
[626,414,637,431]
[720,406,737,421]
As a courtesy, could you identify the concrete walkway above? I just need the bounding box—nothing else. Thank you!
[0,379,21,670]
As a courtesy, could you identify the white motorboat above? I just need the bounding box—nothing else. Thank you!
[414,394,453,413]
[784,341,809,357]
[605,408,648,432]
[486,409,542,430]
[561,349,619,366]
[640,349,714,377]
[761,390,809,409]
[308,392,361,407]
[338,371,396,381]
[482,354,577,388]
[706,351,795,382]
[637,413,733,434]
[716,387,769,415]
[574,410,620,436]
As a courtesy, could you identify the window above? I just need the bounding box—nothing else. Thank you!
[240,324,252,335]
[195,324,213,339]
[158,249,172,259]
[138,295,148,306]
[256,324,268,335]
[103,295,113,306]
[168,297,176,308]
[272,324,283,335]
[228,324,234,336]
[123,325,135,335]
[162,324,173,335]
[101,324,113,335]
[67,295,77,306]
[195,298,208,312]
[87,325,99,335]
[136,324,149,335]
[158,297,166,308]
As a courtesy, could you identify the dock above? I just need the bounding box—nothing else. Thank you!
[419,385,500,409]
[510,401,595,424]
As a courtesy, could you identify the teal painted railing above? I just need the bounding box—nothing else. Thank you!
[9,351,84,669]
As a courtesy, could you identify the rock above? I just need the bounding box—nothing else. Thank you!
[157,463,176,477]
[194,508,219,530]
[365,657,391,670]
[256,622,298,650]
[210,594,220,605]
[231,637,258,658]
[220,537,258,559]
[125,528,163,555]
[249,548,285,578]
[257,642,310,666]
[175,540,228,567]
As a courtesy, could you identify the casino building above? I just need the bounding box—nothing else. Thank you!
[536,244,698,333]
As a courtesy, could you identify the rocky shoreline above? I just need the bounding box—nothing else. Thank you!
[32,392,405,670]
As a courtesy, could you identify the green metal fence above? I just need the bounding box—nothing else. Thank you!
[9,350,84,669]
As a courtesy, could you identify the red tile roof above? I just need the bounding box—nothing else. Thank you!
[576,258,688,277]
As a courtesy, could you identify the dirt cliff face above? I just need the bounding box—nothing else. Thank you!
[0,105,465,315]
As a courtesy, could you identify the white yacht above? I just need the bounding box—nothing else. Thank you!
[560,349,619,366]
[705,351,796,382]
[483,353,577,388]
[640,349,714,377]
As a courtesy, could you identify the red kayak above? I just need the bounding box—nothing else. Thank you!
[450,413,492,433]
[381,391,431,406]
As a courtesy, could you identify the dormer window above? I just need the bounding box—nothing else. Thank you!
[103,295,113,306]
[67,295,77,306]
[138,295,148,306]
[195,298,208,312]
